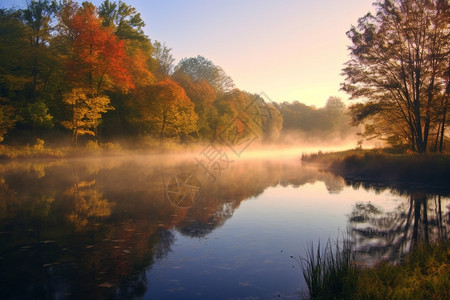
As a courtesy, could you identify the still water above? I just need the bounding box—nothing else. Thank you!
[0,154,448,299]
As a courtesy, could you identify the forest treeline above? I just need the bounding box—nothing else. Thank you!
[0,0,352,148]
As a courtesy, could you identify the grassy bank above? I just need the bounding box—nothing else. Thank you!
[0,141,123,160]
[299,239,450,299]
[0,138,204,160]
[302,149,450,185]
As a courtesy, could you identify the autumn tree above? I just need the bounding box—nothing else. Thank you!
[61,88,114,147]
[174,73,217,140]
[342,0,450,152]
[135,79,198,145]
[67,2,133,93]
[213,90,262,144]
[97,0,156,137]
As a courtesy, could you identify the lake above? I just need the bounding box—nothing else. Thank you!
[0,153,448,299]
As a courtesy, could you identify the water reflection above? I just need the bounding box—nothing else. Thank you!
[348,189,449,266]
[0,156,448,299]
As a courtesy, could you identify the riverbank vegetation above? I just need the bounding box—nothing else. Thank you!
[302,149,450,185]
[300,238,450,299]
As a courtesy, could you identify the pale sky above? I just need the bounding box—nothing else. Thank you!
[2,0,375,107]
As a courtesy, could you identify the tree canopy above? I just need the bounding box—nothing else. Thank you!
[0,0,356,148]
[342,0,449,152]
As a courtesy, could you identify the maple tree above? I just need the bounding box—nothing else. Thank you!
[67,2,133,93]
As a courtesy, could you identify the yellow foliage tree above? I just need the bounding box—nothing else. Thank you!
[61,88,114,147]
[137,78,198,145]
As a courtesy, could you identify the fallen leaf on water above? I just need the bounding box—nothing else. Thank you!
[98,282,114,288]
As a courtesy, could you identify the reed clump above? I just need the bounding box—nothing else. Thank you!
[299,238,450,299]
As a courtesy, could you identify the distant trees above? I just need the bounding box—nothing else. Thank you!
[280,97,352,139]
[342,0,449,152]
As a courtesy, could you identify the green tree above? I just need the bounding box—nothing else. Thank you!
[174,56,235,93]
[0,9,29,137]
[0,98,15,142]
[21,0,59,101]
[342,0,450,152]
[98,0,146,42]
[152,40,175,76]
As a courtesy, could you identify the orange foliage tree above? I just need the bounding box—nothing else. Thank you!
[67,2,133,93]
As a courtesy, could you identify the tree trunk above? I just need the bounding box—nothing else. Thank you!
[160,111,167,146]
[439,91,448,153]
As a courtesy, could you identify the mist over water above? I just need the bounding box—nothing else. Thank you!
[0,153,447,299]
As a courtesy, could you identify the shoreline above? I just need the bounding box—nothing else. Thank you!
[301,148,450,187]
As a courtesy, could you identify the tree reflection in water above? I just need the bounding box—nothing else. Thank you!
[348,185,449,266]
[0,156,448,298]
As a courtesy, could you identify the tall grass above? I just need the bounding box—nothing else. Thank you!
[299,237,358,299]
[299,237,450,299]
